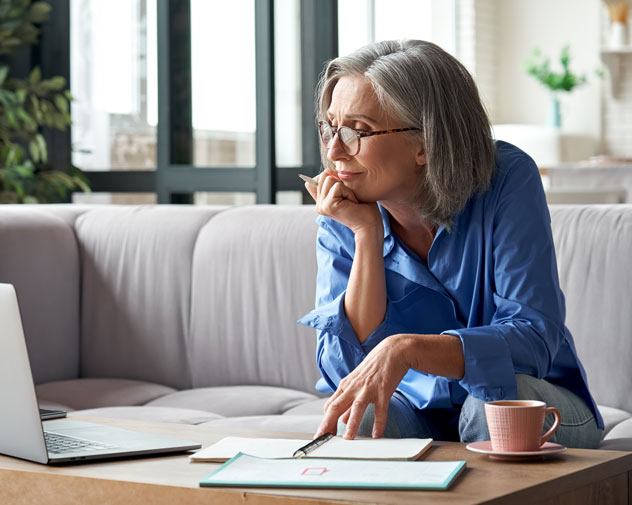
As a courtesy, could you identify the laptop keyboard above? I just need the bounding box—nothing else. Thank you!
[44,431,119,454]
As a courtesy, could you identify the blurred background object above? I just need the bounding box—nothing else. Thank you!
[604,0,629,47]
[0,0,89,203]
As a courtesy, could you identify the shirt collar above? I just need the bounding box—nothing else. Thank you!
[378,203,395,257]
[378,202,450,296]
[378,202,447,257]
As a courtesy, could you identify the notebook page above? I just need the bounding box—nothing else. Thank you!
[310,437,432,460]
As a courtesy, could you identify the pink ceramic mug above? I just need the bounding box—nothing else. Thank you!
[484,400,562,452]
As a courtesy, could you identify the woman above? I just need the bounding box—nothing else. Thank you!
[298,40,603,448]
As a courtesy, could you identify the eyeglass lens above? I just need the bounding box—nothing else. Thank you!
[320,123,358,156]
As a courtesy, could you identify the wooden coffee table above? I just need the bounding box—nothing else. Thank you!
[0,416,630,505]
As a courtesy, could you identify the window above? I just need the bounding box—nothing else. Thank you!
[338,0,455,56]
[60,1,337,203]
[191,0,256,168]
[70,0,157,171]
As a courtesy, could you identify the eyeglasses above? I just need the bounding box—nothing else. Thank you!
[318,120,421,156]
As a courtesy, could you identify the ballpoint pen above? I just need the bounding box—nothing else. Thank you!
[292,432,334,458]
[298,174,318,187]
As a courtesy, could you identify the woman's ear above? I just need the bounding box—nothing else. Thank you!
[415,142,427,167]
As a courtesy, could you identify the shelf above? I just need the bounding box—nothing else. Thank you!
[599,48,632,97]
[600,46,632,55]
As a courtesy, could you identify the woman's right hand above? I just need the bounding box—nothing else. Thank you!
[305,169,382,236]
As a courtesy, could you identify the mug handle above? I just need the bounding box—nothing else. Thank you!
[540,406,561,446]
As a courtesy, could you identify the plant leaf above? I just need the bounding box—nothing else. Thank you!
[29,65,41,84]
[15,88,26,103]
[28,138,40,163]
[13,21,39,45]
[0,65,8,85]
[28,2,52,23]
[35,133,47,163]
[54,93,68,113]
[0,37,23,51]
[6,108,18,127]
[46,75,65,90]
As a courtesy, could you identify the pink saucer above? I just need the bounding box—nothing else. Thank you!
[465,441,567,461]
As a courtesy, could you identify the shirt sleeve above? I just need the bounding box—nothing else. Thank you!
[297,217,395,392]
[444,151,567,402]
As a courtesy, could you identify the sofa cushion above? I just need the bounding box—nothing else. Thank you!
[75,206,227,390]
[72,406,223,425]
[200,414,323,435]
[35,378,176,410]
[282,398,327,416]
[146,386,319,417]
[550,205,632,414]
[189,205,322,393]
[599,405,632,437]
[599,438,632,451]
[603,417,632,440]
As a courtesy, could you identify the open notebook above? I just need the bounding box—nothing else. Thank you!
[190,436,432,462]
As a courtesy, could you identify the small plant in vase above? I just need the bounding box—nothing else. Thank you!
[524,45,590,129]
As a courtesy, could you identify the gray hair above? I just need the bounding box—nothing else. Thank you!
[316,40,495,228]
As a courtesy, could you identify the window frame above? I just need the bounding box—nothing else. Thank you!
[42,0,338,204]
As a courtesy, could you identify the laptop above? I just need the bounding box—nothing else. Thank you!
[0,283,201,464]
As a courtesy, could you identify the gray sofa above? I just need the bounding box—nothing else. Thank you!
[0,203,631,451]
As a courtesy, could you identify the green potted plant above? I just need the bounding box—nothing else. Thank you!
[0,0,89,203]
[524,45,590,129]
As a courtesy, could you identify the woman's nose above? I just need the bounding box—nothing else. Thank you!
[326,133,352,162]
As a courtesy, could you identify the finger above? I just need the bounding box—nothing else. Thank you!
[322,168,339,180]
[342,399,369,440]
[333,181,359,204]
[304,181,317,202]
[371,398,389,439]
[315,405,343,438]
[319,173,339,199]
[340,406,352,424]
[332,180,360,203]
[323,386,343,412]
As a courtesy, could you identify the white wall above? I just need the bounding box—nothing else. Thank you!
[494,0,602,146]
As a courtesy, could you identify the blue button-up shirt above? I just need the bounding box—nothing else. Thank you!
[298,141,603,428]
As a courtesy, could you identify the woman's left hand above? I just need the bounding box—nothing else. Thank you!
[314,334,412,440]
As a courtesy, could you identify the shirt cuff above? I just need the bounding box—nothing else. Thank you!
[297,292,360,348]
[298,294,394,354]
[443,326,517,402]
[315,377,334,393]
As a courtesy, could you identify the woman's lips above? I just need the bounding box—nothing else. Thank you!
[336,170,362,181]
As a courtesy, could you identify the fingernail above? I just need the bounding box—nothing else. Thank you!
[298,174,318,187]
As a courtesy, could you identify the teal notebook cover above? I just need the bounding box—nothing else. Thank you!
[200,452,466,490]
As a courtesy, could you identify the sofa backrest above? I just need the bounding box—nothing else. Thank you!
[188,205,321,393]
[0,206,85,385]
[549,204,632,413]
[75,206,225,390]
[1,204,629,408]
[73,205,321,393]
